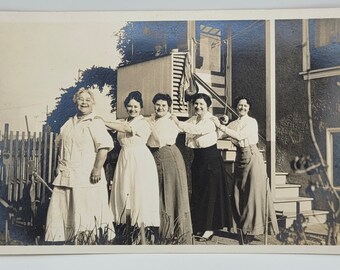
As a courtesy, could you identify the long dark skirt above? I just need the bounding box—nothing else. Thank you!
[151,145,193,244]
[234,145,279,235]
[191,144,233,234]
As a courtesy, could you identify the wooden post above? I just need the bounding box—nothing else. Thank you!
[7,131,14,202]
[225,24,233,118]
[13,131,20,202]
[302,19,311,72]
[19,131,25,199]
[41,131,48,204]
[265,20,276,196]
[32,132,37,203]
[26,132,31,184]
[187,21,196,71]
[265,19,276,245]
[52,133,59,183]
[48,132,53,184]
[3,124,9,188]
[25,115,30,133]
[37,132,42,199]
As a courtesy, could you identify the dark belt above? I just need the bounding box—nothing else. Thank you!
[148,144,173,152]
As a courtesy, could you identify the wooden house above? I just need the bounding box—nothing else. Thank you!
[116,19,340,236]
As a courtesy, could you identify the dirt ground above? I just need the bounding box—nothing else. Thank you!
[0,220,335,246]
[193,229,282,246]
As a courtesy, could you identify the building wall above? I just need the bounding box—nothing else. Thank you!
[232,19,340,210]
[116,55,173,118]
[275,20,340,210]
[231,21,267,141]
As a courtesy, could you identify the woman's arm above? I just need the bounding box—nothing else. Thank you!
[171,114,215,135]
[211,116,258,142]
[211,116,241,140]
[104,121,132,133]
[90,148,109,184]
[94,116,132,133]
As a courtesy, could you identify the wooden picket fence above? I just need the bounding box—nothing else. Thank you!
[0,123,59,242]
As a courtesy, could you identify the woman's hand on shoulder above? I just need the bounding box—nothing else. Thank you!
[219,115,229,125]
[170,114,180,126]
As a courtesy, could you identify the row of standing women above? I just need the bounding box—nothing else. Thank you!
[45,88,278,244]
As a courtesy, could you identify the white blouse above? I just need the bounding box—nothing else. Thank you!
[146,112,180,148]
[53,113,114,188]
[225,115,259,147]
[117,115,151,146]
[178,111,218,149]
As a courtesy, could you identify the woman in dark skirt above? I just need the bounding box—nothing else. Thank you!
[146,93,193,244]
[212,96,279,238]
[172,93,233,240]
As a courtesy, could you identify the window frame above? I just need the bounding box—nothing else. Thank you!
[326,127,340,189]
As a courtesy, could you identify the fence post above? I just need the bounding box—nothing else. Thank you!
[19,131,25,199]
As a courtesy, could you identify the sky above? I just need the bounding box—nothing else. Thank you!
[0,15,125,133]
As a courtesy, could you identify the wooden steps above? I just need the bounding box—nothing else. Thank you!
[274,197,313,213]
[275,184,301,198]
[273,172,328,229]
[215,145,330,231]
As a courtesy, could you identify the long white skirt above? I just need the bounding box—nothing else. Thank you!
[45,185,115,243]
[110,144,160,227]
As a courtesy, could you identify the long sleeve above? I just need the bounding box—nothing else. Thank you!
[221,116,259,146]
[180,112,218,148]
[238,118,258,141]
[178,119,216,135]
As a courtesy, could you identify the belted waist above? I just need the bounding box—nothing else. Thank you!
[236,144,259,154]
[237,144,257,149]
[148,144,174,152]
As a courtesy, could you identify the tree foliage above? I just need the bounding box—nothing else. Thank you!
[46,66,117,133]
[117,21,187,65]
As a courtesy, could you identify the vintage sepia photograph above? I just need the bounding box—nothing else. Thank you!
[0,9,340,254]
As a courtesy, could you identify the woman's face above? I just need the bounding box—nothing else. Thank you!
[126,99,141,119]
[76,92,94,116]
[194,98,208,116]
[237,99,250,117]
[154,99,169,118]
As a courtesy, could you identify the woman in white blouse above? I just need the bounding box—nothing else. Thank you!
[146,93,192,244]
[172,93,233,241]
[102,91,160,242]
[212,96,278,240]
[45,88,115,244]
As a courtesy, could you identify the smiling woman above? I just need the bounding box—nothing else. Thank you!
[146,93,193,244]
[171,93,234,241]
[45,87,115,244]
[74,88,96,118]
[212,96,279,240]
[102,91,160,242]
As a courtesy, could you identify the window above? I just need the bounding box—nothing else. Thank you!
[326,128,340,187]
